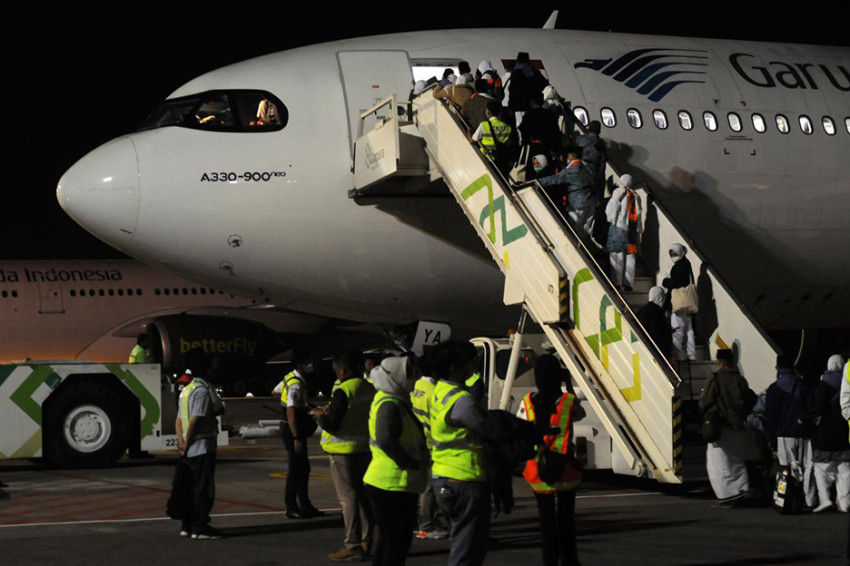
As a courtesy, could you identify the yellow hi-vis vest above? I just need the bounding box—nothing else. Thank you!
[479,118,511,152]
[364,391,428,493]
[129,344,148,364]
[179,379,218,442]
[320,377,375,454]
[521,392,581,493]
[430,380,487,482]
[410,376,436,448]
[279,370,307,409]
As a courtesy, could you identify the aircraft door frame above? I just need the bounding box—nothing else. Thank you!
[336,50,414,158]
[38,280,65,314]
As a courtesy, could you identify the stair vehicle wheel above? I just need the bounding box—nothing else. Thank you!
[44,381,129,468]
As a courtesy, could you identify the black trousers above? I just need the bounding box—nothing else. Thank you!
[534,490,580,566]
[168,452,216,532]
[282,433,312,511]
[433,477,490,566]
[366,485,418,566]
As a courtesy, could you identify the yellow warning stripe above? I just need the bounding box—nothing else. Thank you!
[558,277,569,318]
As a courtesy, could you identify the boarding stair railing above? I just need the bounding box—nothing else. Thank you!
[352,89,781,483]
[411,91,685,483]
[580,116,781,397]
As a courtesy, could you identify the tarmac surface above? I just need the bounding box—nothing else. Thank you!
[1,429,848,565]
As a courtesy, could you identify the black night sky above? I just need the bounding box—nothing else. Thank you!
[4,3,848,260]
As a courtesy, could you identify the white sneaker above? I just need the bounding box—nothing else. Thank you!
[837,503,849,513]
[813,501,834,513]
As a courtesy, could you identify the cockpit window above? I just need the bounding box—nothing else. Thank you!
[195,94,234,128]
[139,90,288,132]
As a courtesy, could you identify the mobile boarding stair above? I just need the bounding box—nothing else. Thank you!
[352,92,780,484]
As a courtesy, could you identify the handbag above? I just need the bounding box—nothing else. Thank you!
[671,266,698,314]
[773,441,805,514]
[701,410,722,443]
[510,144,531,184]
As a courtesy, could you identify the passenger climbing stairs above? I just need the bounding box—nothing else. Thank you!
[352,91,779,484]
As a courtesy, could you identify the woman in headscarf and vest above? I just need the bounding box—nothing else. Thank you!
[364,356,428,566]
[517,354,585,566]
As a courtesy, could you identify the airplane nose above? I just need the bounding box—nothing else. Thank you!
[57,137,140,248]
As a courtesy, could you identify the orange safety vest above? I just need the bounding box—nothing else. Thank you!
[522,392,581,493]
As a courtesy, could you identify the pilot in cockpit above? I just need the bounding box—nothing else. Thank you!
[250,98,278,127]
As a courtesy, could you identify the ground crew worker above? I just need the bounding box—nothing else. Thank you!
[410,354,448,540]
[430,341,506,566]
[272,350,322,519]
[470,100,513,175]
[364,356,428,566]
[129,333,150,363]
[517,354,584,566]
[171,348,224,540]
[314,350,376,562]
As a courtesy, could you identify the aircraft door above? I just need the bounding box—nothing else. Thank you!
[38,281,64,314]
[337,50,413,155]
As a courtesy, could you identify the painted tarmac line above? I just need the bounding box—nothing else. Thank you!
[0,488,160,517]
[0,487,126,508]
[0,508,342,528]
[576,492,661,499]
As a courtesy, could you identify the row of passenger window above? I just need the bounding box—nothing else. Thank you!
[68,287,227,298]
[1,290,19,298]
[573,107,850,136]
[154,287,225,297]
[71,288,144,297]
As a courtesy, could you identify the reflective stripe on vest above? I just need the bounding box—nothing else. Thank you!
[430,380,487,482]
[364,391,428,493]
[522,392,580,493]
[479,119,511,150]
[410,376,436,448]
[179,379,217,442]
[320,377,375,454]
[280,371,307,409]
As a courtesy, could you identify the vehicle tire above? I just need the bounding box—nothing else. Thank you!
[43,380,129,469]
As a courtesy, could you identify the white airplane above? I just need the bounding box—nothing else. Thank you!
[56,20,850,350]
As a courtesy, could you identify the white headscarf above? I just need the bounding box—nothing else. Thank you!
[828,354,845,372]
[669,243,686,262]
[648,286,666,307]
[543,85,559,101]
[478,60,493,74]
[413,80,427,95]
[533,154,548,169]
[619,174,633,189]
[370,356,415,397]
